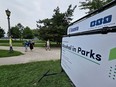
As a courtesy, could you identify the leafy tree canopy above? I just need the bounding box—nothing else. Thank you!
[10,23,34,39]
[10,26,20,38]
[37,5,77,43]
[32,29,39,38]
[23,26,34,39]
[79,0,112,13]
[10,23,24,39]
[0,27,5,38]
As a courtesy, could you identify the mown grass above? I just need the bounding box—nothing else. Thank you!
[0,40,61,47]
[0,40,23,43]
[0,49,23,58]
[0,40,45,43]
[0,60,72,87]
[0,43,59,47]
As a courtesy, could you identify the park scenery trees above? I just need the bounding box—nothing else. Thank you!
[0,27,5,38]
[36,0,112,43]
[10,23,34,39]
[10,26,20,38]
[36,5,77,44]
[3,0,112,41]
[23,26,34,39]
[0,0,115,86]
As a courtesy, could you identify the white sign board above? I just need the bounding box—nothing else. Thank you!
[67,5,116,35]
[61,33,116,87]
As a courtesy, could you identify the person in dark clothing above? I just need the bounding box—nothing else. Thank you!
[29,40,34,51]
[30,42,33,51]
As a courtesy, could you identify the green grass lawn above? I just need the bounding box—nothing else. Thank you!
[0,43,60,47]
[0,40,61,47]
[0,50,23,58]
[0,39,23,43]
[0,60,72,87]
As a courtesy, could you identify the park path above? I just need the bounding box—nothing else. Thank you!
[0,46,60,66]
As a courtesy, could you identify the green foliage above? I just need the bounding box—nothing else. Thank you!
[38,20,53,41]
[10,26,21,38]
[10,23,34,39]
[23,27,34,39]
[37,5,76,43]
[79,0,112,13]
[32,29,39,37]
[0,27,5,38]
[0,40,23,43]
[0,60,72,87]
[17,23,24,40]
[0,40,60,47]
[0,40,9,43]
[17,23,24,30]
[10,23,24,39]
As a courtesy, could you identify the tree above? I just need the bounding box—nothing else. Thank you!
[10,23,24,39]
[10,26,20,38]
[79,0,112,13]
[23,27,34,39]
[37,5,77,43]
[37,18,52,40]
[32,29,39,38]
[51,5,76,43]
[10,23,34,39]
[16,23,24,40]
[0,27,5,38]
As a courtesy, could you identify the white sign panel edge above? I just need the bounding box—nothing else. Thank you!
[61,33,116,87]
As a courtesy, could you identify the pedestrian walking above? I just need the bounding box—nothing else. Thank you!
[45,39,50,51]
[9,36,13,51]
[29,41,34,51]
[24,40,29,52]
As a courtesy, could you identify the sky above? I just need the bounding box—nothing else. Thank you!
[0,0,87,33]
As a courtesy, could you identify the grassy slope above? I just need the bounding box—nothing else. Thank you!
[0,60,72,87]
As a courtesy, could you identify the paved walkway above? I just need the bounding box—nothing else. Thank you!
[0,46,60,66]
